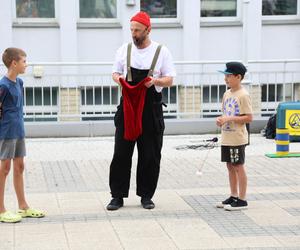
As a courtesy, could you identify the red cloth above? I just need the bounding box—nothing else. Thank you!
[119,77,151,141]
[130,11,151,28]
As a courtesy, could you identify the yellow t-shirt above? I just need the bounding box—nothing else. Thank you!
[221,87,253,146]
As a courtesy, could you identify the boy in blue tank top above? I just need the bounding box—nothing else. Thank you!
[0,48,45,223]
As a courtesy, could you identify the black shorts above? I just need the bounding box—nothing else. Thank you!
[221,145,246,165]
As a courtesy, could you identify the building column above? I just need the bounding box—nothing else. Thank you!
[183,0,200,61]
[121,1,140,43]
[0,0,13,51]
[243,0,262,117]
[242,0,262,63]
[58,0,80,121]
[179,0,201,117]
[59,0,78,62]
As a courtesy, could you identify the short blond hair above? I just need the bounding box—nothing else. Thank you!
[2,47,26,68]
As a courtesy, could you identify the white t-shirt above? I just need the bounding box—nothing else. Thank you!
[112,41,176,92]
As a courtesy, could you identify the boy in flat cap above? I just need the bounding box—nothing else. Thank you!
[216,62,253,211]
[107,11,176,210]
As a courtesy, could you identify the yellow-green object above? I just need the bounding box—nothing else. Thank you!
[0,211,22,223]
[276,128,289,156]
[265,152,300,158]
[17,208,45,218]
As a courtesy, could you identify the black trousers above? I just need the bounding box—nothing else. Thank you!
[109,99,164,199]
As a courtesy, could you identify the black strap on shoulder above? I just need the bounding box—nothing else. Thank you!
[147,44,162,77]
[126,43,162,80]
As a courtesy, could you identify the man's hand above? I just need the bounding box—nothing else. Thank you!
[112,73,124,85]
[144,77,156,88]
[118,75,124,83]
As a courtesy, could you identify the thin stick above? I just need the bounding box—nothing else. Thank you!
[196,128,220,176]
[196,141,215,176]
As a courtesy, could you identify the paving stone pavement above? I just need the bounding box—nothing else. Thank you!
[1,134,300,249]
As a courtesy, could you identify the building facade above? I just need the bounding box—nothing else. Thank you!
[0,0,300,126]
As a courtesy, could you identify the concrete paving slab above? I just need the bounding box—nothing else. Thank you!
[65,221,123,250]
[2,134,300,249]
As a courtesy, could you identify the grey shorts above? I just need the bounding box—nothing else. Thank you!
[0,139,26,160]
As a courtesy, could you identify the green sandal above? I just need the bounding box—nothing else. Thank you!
[17,208,45,218]
[0,211,22,223]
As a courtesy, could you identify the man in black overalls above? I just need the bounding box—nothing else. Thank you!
[107,11,175,210]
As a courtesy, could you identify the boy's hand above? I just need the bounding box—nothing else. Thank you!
[216,116,229,127]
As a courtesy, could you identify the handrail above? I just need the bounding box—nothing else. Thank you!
[1,59,300,66]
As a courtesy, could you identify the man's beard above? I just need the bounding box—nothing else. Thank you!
[133,35,146,47]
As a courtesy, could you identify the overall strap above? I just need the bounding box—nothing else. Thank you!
[127,43,132,82]
[147,44,162,77]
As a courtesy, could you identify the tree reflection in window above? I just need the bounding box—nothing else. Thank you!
[16,0,55,18]
[141,0,177,18]
[201,0,237,17]
[80,0,116,18]
[262,0,297,15]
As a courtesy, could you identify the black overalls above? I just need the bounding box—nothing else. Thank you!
[109,43,165,199]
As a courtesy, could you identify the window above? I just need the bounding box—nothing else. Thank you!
[16,0,55,18]
[201,0,237,17]
[24,87,58,106]
[79,0,117,18]
[162,86,177,104]
[141,0,177,18]
[261,83,295,102]
[80,86,119,121]
[81,86,118,105]
[262,0,297,15]
[202,85,226,103]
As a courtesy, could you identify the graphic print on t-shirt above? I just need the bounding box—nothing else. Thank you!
[223,97,240,131]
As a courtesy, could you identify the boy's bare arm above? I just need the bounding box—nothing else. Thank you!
[216,114,253,127]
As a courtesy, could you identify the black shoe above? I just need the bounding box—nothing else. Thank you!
[224,198,248,211]
[141,198,155,209]
[216,196,237,208]
[106,198,123,211]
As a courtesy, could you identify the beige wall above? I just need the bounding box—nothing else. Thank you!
[60,88,80,122]
[249,85,262,117]
[177,85,262,118]
[178,86,201,118]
